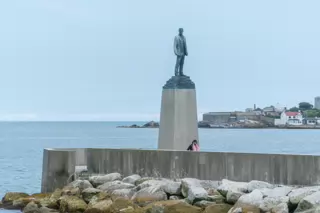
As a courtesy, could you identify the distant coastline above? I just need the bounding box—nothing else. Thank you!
[117,121,320,129]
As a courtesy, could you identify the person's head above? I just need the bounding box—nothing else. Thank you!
[192,140,198,145]
[178,28,184,35]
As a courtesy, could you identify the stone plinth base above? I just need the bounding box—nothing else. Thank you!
[158,76,198,150]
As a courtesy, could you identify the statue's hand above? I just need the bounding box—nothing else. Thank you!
[185,53,188,56]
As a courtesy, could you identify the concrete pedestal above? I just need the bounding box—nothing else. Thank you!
[158,76,199,150]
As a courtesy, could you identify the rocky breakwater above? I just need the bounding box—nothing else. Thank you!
[2,173,320,213]
[117,121,159,128]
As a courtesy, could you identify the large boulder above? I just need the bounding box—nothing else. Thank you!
[295,191,320,212]
[59,196,88,213]
[235,189,264,208]
[228,204,260,213]
[194,200,216,208]
[200,180,220,195]
[67,180,93,191]
[203,203,233,213]
[136,179,167,190]
[217,179,248,197]
[162,181,181,195]
[181,178,208,203]
[288,186,320,205]
[23,201,39,213]
[108,197,140,213]
[144,200,183,212]
[45,189,62,209]
[136,179,181,196]
[89,173,122,187]
[247,180,274,192]
[131,185,167,206]
[200,180,220,189]
[97,181,135,193]
[226,190,245,204]
[84,199,113,213]
[271,203,289,213]
[122,174,142,185]
[39,207,60,213]
[135,177,154,186]
[259,196,289,212]
[61,186,81,197]
[86,192,110,208]
[169,195,184,200]
[207,194,225,203]
[112,188,137,199]
[81,188,102,203]
[24,203,59,213]
[2,192,29,208]
[165,202,202,213]
[259,186,294,198]
[13,196,45,210]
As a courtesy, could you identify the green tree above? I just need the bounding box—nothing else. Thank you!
[289,107,299,112]
[299,102,313,111]
[305,109,320,118]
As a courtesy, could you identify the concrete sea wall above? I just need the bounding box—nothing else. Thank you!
[41,148,320,192]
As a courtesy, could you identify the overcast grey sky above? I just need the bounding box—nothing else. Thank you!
[0,0,319,121]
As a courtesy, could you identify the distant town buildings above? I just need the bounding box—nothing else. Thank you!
[274,111,303,126]
[202,98,320,128]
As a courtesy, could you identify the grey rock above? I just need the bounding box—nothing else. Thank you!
[169,195,184,200]
[200,180,220,190]
[39,207,59,213]
[122,174,141,185]
[260,186,294,198]
[111,188,137,199]
[259,196,289,212]
[97,180,122,190]
[181,178,201,197]
[136,179,181,195]
[181,178,208,203]
[295,191,320,213]
[228,207,242,213]
[67,179,93,191]
[226,190,245,204]
[81,188,102,203]
[236,189,264,207]
[194,200,216,208]
[131,186,167,206]
[23,202,40,213]
[247,180,274,192]
[162,181,181,195]
[97,181,134,193]
[137,179,166,190]
[207,194,225,203]
[135,177,153,186]
[217,179,248,197]
[288,186,320,205]
[89,173,122,187]
[271,203,289,213]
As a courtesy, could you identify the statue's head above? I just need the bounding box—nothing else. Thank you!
[178,28,184,35]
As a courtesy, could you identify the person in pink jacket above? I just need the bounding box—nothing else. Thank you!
[187,140,200,151]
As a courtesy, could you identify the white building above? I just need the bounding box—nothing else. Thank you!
[274,111,303,126]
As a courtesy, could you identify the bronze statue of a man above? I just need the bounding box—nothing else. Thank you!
[174,28,188,76]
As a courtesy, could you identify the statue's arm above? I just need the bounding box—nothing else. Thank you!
[185,38,188,56]
[173,37,178,55]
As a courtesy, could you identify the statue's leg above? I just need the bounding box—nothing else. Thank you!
[175,56,180,76]
[179,56,185,76]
